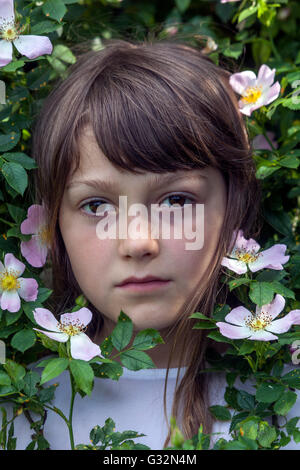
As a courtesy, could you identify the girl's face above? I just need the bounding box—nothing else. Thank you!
[59,126,227,335]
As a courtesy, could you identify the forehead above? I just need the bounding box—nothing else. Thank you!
[69,125,214,186]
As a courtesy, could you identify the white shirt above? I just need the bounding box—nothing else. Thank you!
[2,359,300,450]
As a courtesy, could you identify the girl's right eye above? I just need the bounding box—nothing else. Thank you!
[80,199,114,218]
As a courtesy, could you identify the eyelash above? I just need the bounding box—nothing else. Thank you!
[79,194,195,219]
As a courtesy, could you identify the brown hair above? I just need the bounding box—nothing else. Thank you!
[31,37,261,447]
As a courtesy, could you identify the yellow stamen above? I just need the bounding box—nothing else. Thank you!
[58,319,87,337]
[0,17,26,42]
[38,226,52,246]
[245,311,272,331]
[234,248,260,264]
[0,270,20,291]
[241,85,263,105]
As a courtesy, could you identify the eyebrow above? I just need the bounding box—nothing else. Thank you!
[66,172,207,192]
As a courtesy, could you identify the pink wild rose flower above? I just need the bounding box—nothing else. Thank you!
[0,0,53,67]
[216,294,300,341]
[20,204,51,268]
[0,253,38,312]
[229,64,280,116]
[33,307,102,361]
[221,230,289,275]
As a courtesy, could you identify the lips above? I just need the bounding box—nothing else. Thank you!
[117,275,169,287]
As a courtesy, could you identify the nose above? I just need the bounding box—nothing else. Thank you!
[118,214,160,259]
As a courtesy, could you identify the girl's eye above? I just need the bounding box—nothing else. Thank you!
[80,194,194,218]
[80,200,114,217]
[160,194,194,208]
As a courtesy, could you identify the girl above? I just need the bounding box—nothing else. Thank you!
[7,38,299,449]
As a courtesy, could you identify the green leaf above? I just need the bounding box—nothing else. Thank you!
[92,362,123,381]
[23,371,40,397]
[256,166,279,179]
[279,155,300,168]
[69,359,94,395]
[42,0,67,22]
[282,98,300,111]
[3,359,26,384]
[0,371,11,386]
[207,330,233,343]
[120,350,155,371]
[6,204,26,224]
[263,210,293,237]
[1,162,28,196]
[256,383,285,403]
[51,45,76,64]
[228,278,251,291]
[2,153,37,170]
[193,322,218,330]
[111,311,133,351]
[237,390,256,411]
[273,390,297,415]
[209,405,231,421]
[223,43,243,59]
[132,329,164,350]
[271,281,295,299]
[31,21,61,35]
[281,369,300,388]
[238,5,258,22]
[11,329,36,353]
[0,132,20,152]
[1,60,25,72]
[40,358,69,385]
[249,282,275,306]
[175,0,191,13]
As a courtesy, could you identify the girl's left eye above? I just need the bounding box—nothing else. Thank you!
[160,194,194,207]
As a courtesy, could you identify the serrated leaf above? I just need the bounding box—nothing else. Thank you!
[249,282,275,307]
[42,0,67,22]
[120,350,155,371]
[209,405,231,421]
[256,383,285,403]
[1,162,28,195]
[132,329,164,350]
[40,358,69,385]
[273,390,297,415]
[0,132,20,152]
[69,359,94,395]
[111,311,133,351]
[11,329,36,353]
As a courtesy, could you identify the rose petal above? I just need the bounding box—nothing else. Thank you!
[221,257,247,274]
[0,0,14,21]
[255,294,285,320]
[33,328,68,343]
[20,204,46,234]
[20,236,48,268]
[263,81,281,106]
[0,290,20,312]
[234,230,260,254]
[0,39,13,67]
[266,312,296,334]
[4,253,25,277]
[229,71,257,95]
[70,333,101,361]
[257,65,275,89]
[247,329,278,341]
[288,310,300,325]
[249,244,289,272]
[216,321,251,339]
[33,308,61,332]
[13,35,53,60]
[60,308,93,328]
[18,277,38,302]
[224,306,252,326]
